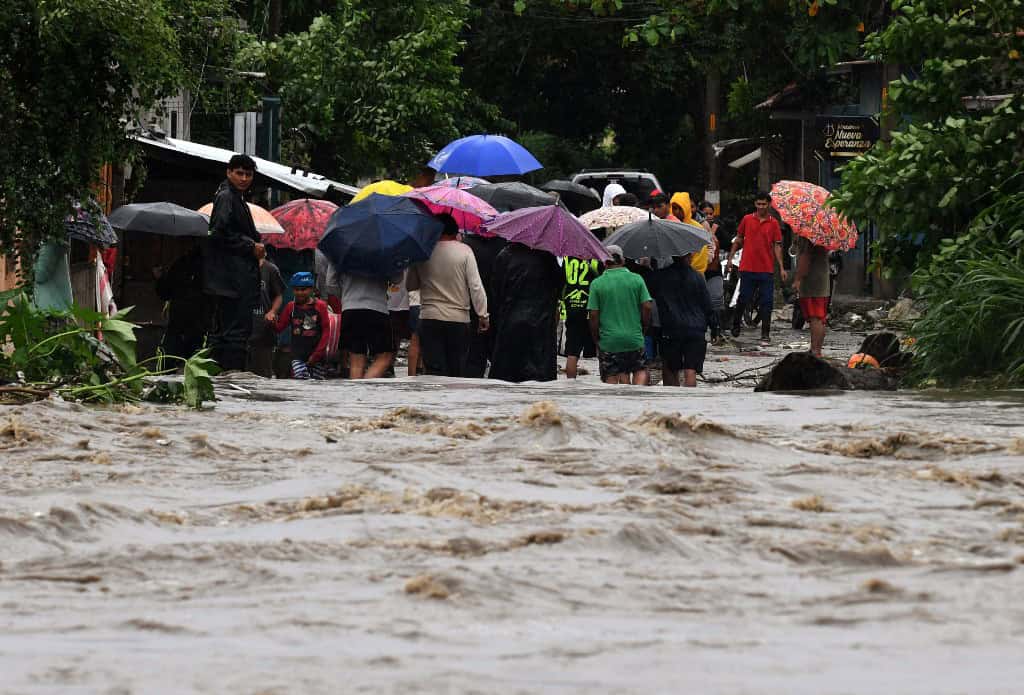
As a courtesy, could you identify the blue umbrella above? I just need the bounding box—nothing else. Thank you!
[318,194,444,278]
[428,134,543,177]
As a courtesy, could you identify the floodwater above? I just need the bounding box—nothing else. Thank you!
[2,332,1023,694]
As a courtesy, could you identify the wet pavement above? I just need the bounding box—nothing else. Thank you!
[2,324,1023,694]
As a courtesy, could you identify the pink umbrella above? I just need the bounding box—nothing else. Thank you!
[481,205,610,261]
[403,184,499,233]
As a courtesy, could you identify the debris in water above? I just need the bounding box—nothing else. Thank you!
[513,530,566,546]
[141,427,164,439]
[404,574,458,600]
[519,401,562,427]
[792,495,832,512]
[1,417,41,444]
[634,412,739,438]
[862,578,899,594]
[91,452,112,466]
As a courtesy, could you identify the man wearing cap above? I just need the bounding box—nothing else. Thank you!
[587,245,652,385]
[649,193,679,222]
[274,272,331,380]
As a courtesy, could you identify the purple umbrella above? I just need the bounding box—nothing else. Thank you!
[481,205,610,261]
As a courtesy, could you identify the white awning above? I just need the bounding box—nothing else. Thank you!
[135,134,358,200]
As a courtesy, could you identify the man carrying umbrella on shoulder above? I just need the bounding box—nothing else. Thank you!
[727,191,788,346]
[203,154,265,372]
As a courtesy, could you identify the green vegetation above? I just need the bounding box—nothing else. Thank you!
[0,0,247,279]
[0,292,218,408]
[244,0,504,179]
[828,0,1024,386]
[908,191,1024,387]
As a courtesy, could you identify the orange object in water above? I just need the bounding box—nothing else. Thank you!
[848,353,880,369]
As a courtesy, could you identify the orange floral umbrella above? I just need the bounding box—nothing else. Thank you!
[770,180,858,251]
[197,202,285,236]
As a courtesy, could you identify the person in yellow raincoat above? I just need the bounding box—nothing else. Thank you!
[670,193,711,274]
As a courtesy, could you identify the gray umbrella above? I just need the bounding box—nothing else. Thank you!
[108,202,210,237]
[538,180,601,215]
[468,182,559,212]
[603,218,712,261]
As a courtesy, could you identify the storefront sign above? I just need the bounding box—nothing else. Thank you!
[816,116,879,158]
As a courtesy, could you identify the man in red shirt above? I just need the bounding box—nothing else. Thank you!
[726,191,788,345]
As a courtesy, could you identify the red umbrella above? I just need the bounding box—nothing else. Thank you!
[770,180,858,251]
[267,198,339,250]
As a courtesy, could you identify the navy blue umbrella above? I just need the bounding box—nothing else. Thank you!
[427,134,542,177]
[318,194,444,278]
[65,201,117,248]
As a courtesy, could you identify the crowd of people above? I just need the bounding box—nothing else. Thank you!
[183,154,831,386]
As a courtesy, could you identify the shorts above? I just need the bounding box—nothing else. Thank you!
[598,349,646,379]
[390,309,411,341]
[659,334,707,373]
[341,309,395,355]
[563,310,595,358]
[799,296,828,321]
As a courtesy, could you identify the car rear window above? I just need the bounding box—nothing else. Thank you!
[574,175,658,201]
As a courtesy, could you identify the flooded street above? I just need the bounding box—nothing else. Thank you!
[2,329,1023,694]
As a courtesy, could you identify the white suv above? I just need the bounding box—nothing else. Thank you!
[570,169,664,202]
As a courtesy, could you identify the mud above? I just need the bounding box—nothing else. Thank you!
[2,325,1023,693]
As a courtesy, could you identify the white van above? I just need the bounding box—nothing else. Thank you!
[570,169,664,203]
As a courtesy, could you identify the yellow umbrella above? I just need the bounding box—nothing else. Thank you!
[197,202,285,235]
[350,180,412,203]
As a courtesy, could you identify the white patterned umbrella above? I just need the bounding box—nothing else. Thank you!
[577,205,649,232]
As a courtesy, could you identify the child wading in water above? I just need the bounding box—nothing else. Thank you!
[275,272,331,379]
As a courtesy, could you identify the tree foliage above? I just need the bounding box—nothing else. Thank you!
[830,0,1024,270]
[246,0,504,180]
[0,0,246,278]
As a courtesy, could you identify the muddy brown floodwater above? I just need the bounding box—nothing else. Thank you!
[2,330,1023,694]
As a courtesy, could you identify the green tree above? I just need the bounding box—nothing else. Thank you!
[830,0,1024,268]
[0,0,247,278]
[825,0,1024,385]
[247,0,504,180]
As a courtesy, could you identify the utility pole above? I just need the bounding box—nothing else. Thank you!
[704,69,721,214]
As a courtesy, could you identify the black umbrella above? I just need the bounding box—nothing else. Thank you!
[109,202,210,237]
[468,182,559,213]
[538,180,601,215]
[604,218,712,261]
[65,201,117,248]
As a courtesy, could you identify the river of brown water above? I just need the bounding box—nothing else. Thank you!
[2,334,1023,694]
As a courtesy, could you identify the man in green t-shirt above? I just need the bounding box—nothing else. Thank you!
[587,245,652,384]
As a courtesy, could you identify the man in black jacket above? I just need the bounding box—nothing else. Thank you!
[203,154,265,371]
[648,255,718,387]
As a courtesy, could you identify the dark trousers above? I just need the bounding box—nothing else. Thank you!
[464,315,493,378]
[210,295,254,371]
[419,319,470,377]
[738,271,774,313]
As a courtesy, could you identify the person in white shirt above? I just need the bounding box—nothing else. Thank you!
[406,215,488,377]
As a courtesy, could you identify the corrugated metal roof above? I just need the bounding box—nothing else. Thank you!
[135,134,358,200]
